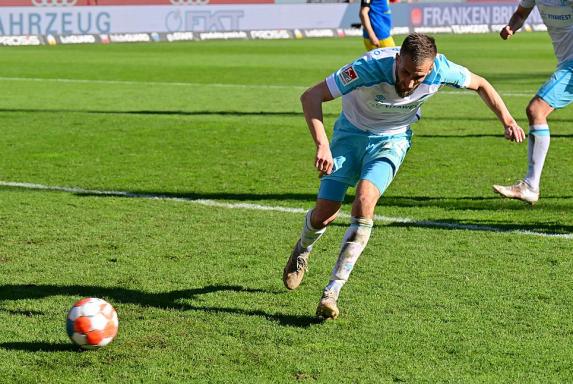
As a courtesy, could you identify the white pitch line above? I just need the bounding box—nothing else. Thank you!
[1,180,571,240]
[0,76,534,97]
[0,76,305,91]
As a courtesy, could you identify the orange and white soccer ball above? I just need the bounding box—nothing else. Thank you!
[66,298,118,349]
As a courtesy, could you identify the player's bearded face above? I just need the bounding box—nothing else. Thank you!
[395,54,434,97]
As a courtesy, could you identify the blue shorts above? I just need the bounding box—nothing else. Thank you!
[537,59,573,109]
[318,114,412,202]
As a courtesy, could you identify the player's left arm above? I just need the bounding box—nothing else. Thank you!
[466,72,525,143]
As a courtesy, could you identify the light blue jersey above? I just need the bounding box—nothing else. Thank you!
[319,47,472,201]
[325,47,471,135]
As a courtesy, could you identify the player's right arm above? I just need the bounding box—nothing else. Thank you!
[501,5,534,40]
[359,0,380,48]
[300,81,335,175]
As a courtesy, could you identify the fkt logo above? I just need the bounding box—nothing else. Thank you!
[166,10,244,32]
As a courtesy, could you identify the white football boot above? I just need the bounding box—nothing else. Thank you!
[492,180,539,205]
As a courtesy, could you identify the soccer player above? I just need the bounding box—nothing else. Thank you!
[492,0,572,204]
[283,33,525,320]
[360,0,396,50]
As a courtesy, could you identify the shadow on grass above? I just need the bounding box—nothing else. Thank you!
[0,284,319,329]
[76,190,573,212]
[0,308,44,316]
[12,184,570,233]
[476,72,553,86]
[414,133,573,138]
[419,115,573,125]
[327,215,573,235]
[0,107,338,119]
[379,195,573,211]
[4,107,573,128]
[76,190,322,204]
[3,184,572,233]
[0,341,79,352]
[384,217,573,235]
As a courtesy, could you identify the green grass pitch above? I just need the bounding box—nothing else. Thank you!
[0,33,572,383]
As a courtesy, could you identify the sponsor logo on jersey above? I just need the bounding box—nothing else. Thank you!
[340,66,358,86]
[375,95,385,103]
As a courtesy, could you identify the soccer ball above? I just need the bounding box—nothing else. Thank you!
[66,297,119,349]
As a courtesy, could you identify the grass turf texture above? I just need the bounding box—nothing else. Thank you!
[0,33,572,382]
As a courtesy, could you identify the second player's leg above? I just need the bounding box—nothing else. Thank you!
[524,96,554,192]
[493,96,553,204]
[493,60,573,203]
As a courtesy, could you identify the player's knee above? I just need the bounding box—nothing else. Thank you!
[311,203,340,228]
[526,98,551,121]
[351,195,378,218]
[525,102,537,121]
[311,213,337,229]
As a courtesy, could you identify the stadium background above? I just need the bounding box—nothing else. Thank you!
[0,0,544,46]
[1,0,572,382]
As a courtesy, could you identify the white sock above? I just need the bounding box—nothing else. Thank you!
[299,209,326,249]
[325,217,373,299]
[524,124,550,192]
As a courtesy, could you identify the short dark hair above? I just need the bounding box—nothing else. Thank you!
[400,33,437,65]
